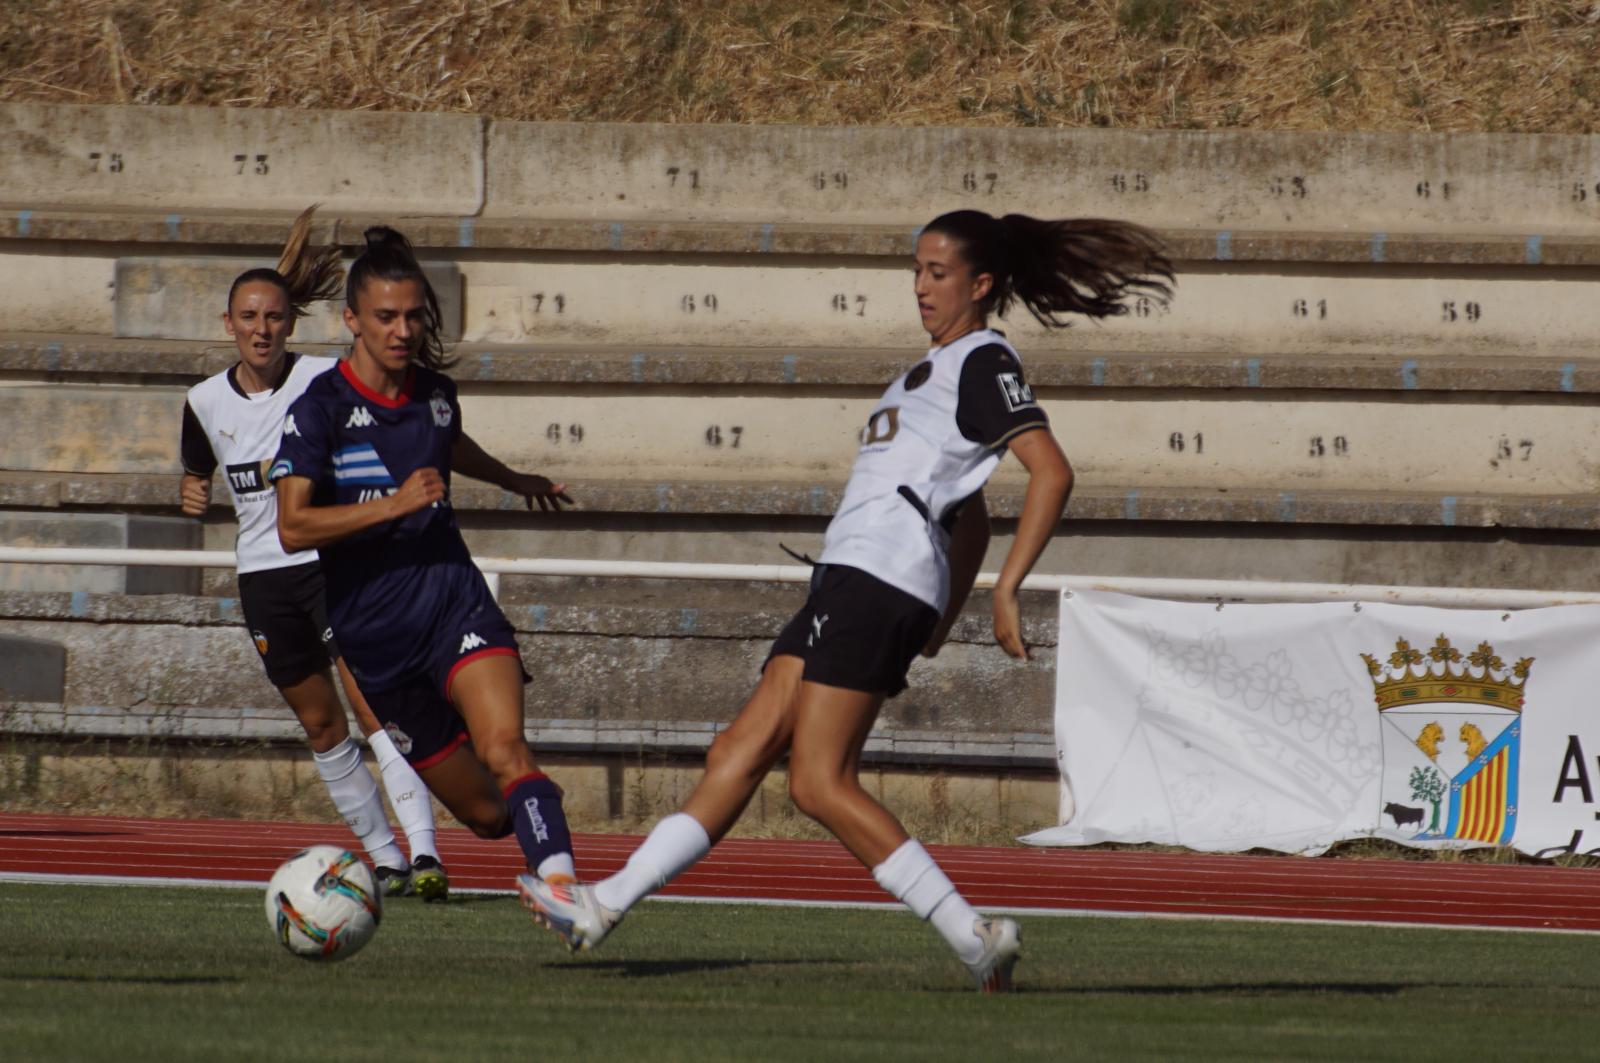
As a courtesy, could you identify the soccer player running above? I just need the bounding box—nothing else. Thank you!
[179,207,446,899]
[522,210,1173,991]
[270,226,580,890]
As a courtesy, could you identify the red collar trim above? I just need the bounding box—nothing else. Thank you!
[340,359,414,409]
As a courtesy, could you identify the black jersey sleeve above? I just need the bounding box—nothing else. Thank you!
[179,401,218,476]
[955,344,1050,449]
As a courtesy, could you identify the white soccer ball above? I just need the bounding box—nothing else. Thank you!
[264,845,383,961]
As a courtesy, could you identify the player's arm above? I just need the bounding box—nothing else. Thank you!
[275,471,444,553]
[923,490,989,658]
[450,430,573,512]
[991,429,1072,660]
[177,400,216,517]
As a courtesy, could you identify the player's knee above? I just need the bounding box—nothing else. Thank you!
[786,765,837,822]
[475,736,535,785]
[454,797,510,839]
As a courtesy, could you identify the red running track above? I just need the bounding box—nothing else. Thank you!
[2,811,1598,934]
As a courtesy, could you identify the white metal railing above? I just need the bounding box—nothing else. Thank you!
[2,546,1599,609]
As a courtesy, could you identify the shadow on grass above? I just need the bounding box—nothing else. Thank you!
[1,973,238,986]
[554,958,837,979]
[999,980,1494,997]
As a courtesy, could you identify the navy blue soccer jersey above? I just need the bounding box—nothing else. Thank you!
[269,360,506,692]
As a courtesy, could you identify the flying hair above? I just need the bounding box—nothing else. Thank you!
[923,210,1175,328]
[345,225,453,370]
[226,204,343,320]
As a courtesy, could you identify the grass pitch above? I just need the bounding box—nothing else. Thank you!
[2,883,1597,1062]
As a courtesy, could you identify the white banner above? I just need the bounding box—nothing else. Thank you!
[1024,589,1600,857]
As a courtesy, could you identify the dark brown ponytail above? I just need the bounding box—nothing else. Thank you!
[226,204,343,320]
[924,210,1175,327]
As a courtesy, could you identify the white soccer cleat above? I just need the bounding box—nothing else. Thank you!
[516,874,620,953]
[965,917,1021,993]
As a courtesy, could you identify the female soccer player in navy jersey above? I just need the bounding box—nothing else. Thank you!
[270,226,578,888]
[523,210,1174,991]
[179,208,445,899]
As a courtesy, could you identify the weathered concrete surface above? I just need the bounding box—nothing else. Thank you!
[0,587,1059,766]
[10,470,1600,532]
[7,374,1598,496]
[9,334,1600,396]
[486,121,1600,234]
[0,512,200,594]
[0,634,64,701]
[0,383,184,474]
[0,104,483,216]
[0,250,115,335]
[112,258,464,343]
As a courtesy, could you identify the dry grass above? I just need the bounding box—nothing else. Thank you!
[0,0,1596,131]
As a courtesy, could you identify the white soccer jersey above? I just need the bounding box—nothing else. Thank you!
[181,354,338,574]
[819,328,1049,612]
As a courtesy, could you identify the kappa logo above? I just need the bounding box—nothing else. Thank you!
[1365,634,1531,847]
[808,613,829,648]
[430,390,452,429]
[459,632,488,654]
[346,406,377,429]
[281,414,300,437]
[384,722,413,756]
[996,371,1037,413]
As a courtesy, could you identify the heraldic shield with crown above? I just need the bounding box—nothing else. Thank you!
[1365,635,1531,846]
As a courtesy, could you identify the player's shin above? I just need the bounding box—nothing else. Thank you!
[505,772,575,881]
[592,812,711,914]
[313,737,407,872]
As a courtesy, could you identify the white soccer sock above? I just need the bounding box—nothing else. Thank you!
[313,738,406,871]
[873,839,985,965]
[366,728,438,863]
[537,852,577,882]
[593,812,710,914]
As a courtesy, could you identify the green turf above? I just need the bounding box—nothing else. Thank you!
[1,883,1596,1062]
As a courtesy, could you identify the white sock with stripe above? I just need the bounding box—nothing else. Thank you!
[872,839,985,964]
[366,727,438,863]
[594,812,710,914]
[313,737,406,871]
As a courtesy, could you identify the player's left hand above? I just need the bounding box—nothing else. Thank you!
[511,473,574,512]
[992,587,1030,660]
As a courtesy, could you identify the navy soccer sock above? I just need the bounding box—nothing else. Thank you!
[504,772,575,880]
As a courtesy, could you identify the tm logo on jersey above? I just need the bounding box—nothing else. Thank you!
[459,632,488,654]
[346,406,377,429]
[332,444,396,488]
[997,372,1037,412]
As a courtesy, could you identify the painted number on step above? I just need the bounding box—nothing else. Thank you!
[962,172,999,193]
[233,154,270,175]
[1308,435,1349,458]
[681,294,718,313]
[87,151,124,173]
[1269,176,1308,199]
[813,172,848,190]
[704,426,743,448]
[529,293,566,314]
[1489,437,1533,468]
[831,294,868,316]
[1109,173,1149,194]
[1292,299,1328,319]
[1441,300,1481,323]
[1168,431,1203,454]
[1415,179,1453,200]
[546,423,585,445]
[665,167,700,189]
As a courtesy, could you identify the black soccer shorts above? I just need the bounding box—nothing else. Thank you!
[766,564,940,697]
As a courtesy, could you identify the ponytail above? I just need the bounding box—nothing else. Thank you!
[345,225,453,370]
[226,204,343,320]
[924,210,1174,327]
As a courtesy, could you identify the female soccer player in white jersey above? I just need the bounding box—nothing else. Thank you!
[522,210,1174,991]
[179,209,447,899]
[270,226,580,891]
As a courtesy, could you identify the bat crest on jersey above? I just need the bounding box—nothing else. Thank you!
[996,372,1037,412]
[430,390,452,429]
[903,361,933,391]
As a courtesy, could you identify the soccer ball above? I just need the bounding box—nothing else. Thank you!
[264,845,382,961]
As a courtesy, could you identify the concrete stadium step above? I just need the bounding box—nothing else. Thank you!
[4,243,1598,355]
[0,585,1058,766]
[2,378,1592,497]
[7,334,1600,394]
[6,104,1600,236]
[6,209,1600,269]
[4,470,1597,532]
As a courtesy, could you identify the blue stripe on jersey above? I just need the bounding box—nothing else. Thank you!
[333,444,396,486]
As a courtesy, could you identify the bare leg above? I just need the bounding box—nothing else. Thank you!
[785,680,906,868]
[334,656,383,738]
[415,742,509,839]
[681,655,803,843]
[277,669,351,753]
